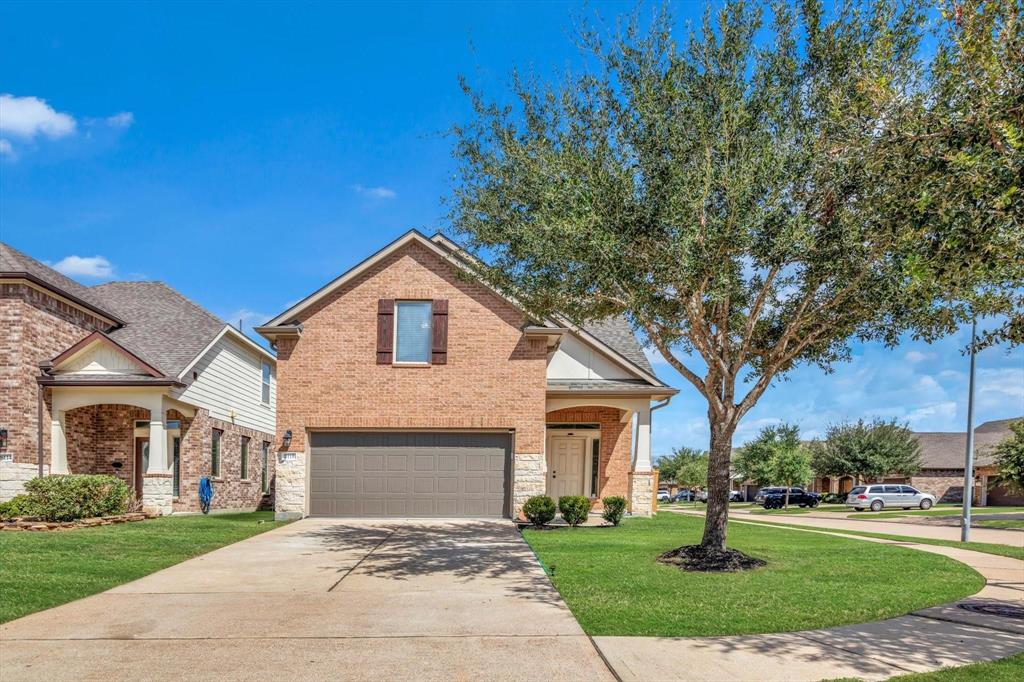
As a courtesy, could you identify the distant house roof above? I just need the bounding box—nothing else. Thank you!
[90,281,232,377]
[917,418,1021,469]
[3,242,273,380]
[0,242,122,324]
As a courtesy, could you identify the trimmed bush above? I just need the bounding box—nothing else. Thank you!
[522,495,556,527]
[0,494,35,520]
[23,474,131,522]
[601,496,627,526]
[558,495,592,527]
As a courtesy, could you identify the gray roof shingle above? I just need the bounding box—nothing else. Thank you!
[89,281,228,377]
[547,378,677,394]
[915,418,1021,469]
[0,242,120,322]
[578,315,656,378]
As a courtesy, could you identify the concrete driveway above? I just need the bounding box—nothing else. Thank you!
[0,519,614,681]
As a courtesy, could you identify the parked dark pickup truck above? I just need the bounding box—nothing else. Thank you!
[754,487,821,509]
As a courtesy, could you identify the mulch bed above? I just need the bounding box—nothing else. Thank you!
[1,512,153,532]
[657,544,767,572]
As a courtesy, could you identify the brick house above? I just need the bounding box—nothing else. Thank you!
[0,242,277,514]
[809,417,1024,506]
[256,231,677,520]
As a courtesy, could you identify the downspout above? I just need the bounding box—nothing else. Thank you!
[37,381,44,478]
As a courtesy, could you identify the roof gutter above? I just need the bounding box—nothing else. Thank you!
[0,272,124,326]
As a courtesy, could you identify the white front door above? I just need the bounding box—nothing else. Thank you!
[549,436,586,497]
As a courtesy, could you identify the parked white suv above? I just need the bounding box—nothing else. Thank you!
[846,484,936,512]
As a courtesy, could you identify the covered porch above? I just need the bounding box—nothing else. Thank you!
[545,393,660,516]
[46,384,195,515]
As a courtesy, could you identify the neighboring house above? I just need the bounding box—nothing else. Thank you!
[809,417,1024,506]
[0,242,277,514]
[256,230,677,520]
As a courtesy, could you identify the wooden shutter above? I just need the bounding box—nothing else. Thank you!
[376,299,394,364]
[431,299,448,365]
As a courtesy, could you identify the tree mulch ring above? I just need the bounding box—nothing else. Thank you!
[657,544,766,572]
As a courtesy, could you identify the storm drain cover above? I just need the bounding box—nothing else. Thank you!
[957,601,1024,620]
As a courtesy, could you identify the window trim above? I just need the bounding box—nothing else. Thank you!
[172,436,181,498]
[261,361,272,404]
[240,436,250,480]
[392,300,433,365]
[261,441,270,493]
[211,428,222,478]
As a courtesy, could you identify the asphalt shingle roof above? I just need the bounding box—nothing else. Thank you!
[578,315,656,377]
[89,281,228,377]
[547,378,675,393]
[915,418,1020,469]
[0,242,120,322]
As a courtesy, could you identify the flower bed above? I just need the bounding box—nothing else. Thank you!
[1,511,154,532]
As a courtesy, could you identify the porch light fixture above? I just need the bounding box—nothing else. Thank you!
[0,428,7,451]
[282,430,292,449]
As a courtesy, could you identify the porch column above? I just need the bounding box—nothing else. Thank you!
[146,409,168,473]
[629,402,655,517]
[50,410,68,474]
[141,405,173,516]
[634,402,652,471]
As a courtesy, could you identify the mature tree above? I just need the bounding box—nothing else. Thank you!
[771,444,814,509]
[449,0,1023,552]
[734,424,801,488]
[992,420,1024,495]
[810,419,922,483]
[656,447,708,504]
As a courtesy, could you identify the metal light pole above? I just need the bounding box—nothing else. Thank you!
[961,318,977,543]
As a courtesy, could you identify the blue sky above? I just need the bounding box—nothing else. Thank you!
[2,1,1021,459]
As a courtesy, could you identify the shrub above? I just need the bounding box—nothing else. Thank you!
[601,496,627,526]
[558,495,592,526]
[522,495,556,527]
[23,474,131,522]
[0,494,35,520]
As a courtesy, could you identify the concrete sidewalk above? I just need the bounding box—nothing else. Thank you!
[0,519,614,682]
[595,516,1024,681]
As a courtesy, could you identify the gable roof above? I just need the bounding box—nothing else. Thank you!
[259,229,668,387]
[89,281,241,378]
[47,330,167,378]
[0,242,122,324]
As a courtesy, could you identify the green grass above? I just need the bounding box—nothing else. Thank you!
[522,513,983,637]
[975,519,1024,530]
[864,506,1024,520]
[0,512,287,623]
[743,520,1024,561]
[887,653,1024,681]
[748,504,848,515]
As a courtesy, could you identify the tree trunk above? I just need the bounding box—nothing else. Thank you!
[701,417,737,550]
[784,487,790,509]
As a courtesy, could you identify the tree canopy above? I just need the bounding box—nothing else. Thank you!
[449,0,1023,551]
[992,420,1024,495]
[657,447,709,491]
[810,418,922,482]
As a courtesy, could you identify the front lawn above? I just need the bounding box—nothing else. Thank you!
[0,512,287,623]
[748,504,847,515]
[522,513,983,637]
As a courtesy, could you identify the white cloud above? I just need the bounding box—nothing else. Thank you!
[352,184,396,199]
[0,94,76,139]
[51,255,113,278]
[0,139,13,159]
[905,350,936,363]
[104,112,134,128]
